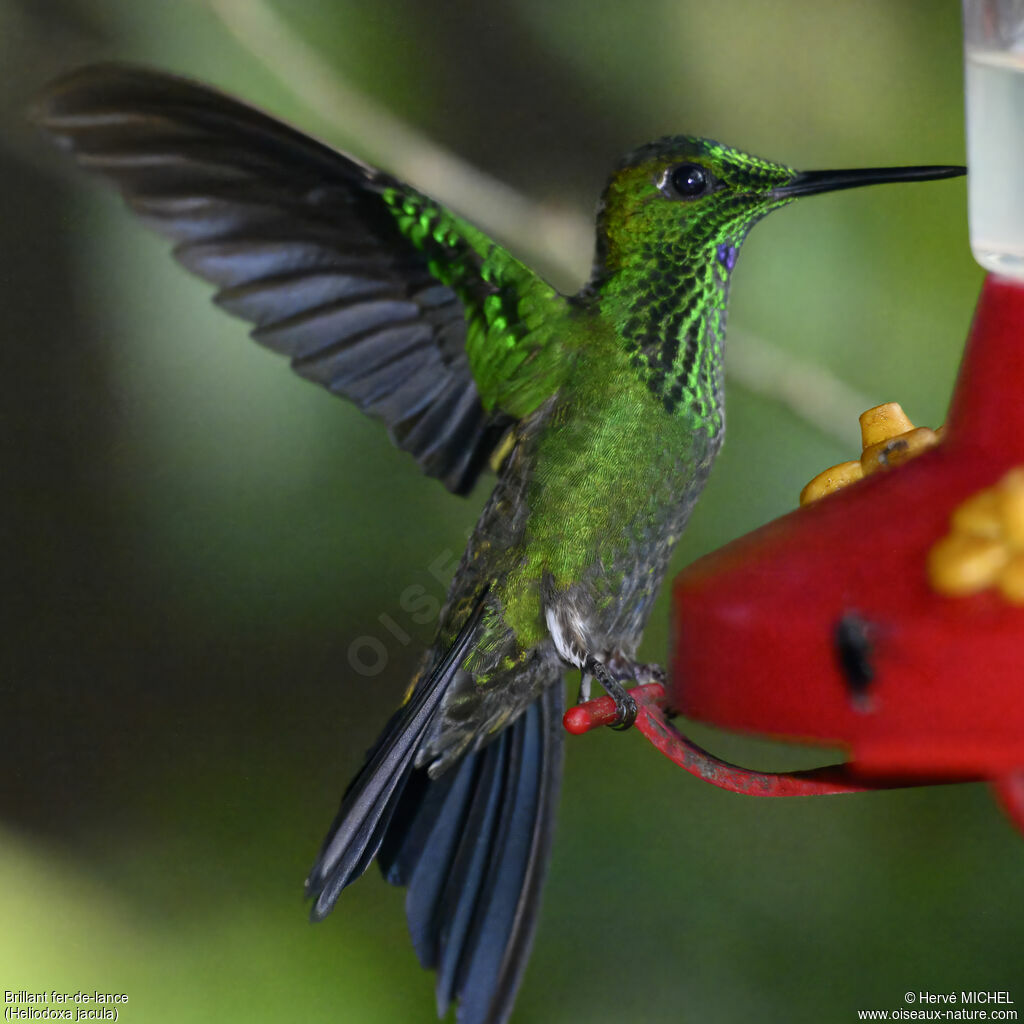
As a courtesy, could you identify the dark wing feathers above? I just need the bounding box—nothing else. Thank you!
[31,63,564,494]
[215,271,392,326]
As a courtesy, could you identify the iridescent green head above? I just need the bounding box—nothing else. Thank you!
[591,134,964,282]
[584,136,962,425]
[592,136,794,280]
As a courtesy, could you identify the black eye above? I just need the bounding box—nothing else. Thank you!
[669,163,710,198]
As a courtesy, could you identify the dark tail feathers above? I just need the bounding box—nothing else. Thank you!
[306,603,565,1024]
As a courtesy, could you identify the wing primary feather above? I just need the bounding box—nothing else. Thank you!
[214,272,391,325]
[252,297,419,359]
[339,343,436,413]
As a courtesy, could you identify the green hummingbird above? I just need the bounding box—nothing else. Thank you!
[34,63,964,1024]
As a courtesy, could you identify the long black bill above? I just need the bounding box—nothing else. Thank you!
[772,164,965,199]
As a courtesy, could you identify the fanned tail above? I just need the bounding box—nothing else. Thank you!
[306,594,564,1024]
[379,685,564,1024]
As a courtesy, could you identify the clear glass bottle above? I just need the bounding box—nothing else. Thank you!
[964,0,1024,278]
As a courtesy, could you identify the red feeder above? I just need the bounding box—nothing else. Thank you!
[565,274,1024,836]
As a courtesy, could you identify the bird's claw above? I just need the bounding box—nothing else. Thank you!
[610,691,638,730]
[585,657,639,730]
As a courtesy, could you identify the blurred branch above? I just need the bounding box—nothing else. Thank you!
[726,330,872,447]
[199,0,866,449]
[200,0,592,282]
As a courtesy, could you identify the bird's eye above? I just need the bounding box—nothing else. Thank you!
[668,163,710,199]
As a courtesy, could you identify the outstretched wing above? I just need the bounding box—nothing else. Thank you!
[33,64,568,495]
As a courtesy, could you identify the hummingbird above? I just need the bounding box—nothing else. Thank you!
[33,63,964,1024]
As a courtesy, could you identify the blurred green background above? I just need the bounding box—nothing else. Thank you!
[3,1,1020,1021]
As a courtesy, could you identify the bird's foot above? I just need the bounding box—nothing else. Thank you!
[584,657,637,730]
[605,652,665,686]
